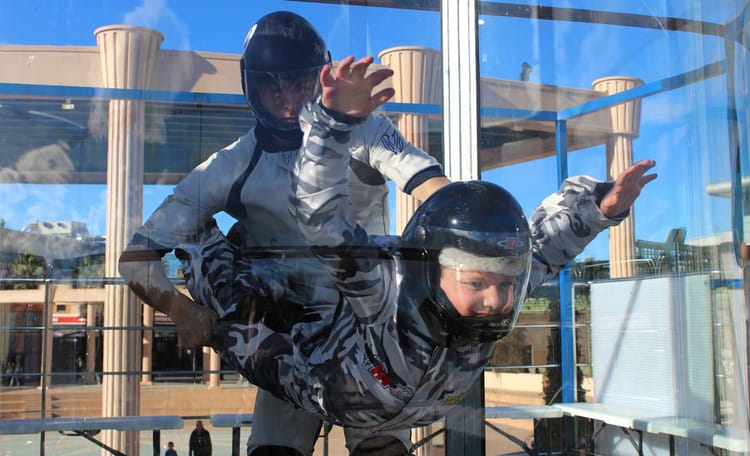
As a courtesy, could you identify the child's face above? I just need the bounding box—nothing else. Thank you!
[439,267,516,317]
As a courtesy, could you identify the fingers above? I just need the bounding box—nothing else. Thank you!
[620,159,657,188]
[366,68,395,88]
[634,160,657,188]
[632,159,656,176]
[640,173,658,187]
[600,159,657,217]
[321,55,395,115]
[335,55,371,80]
[370,88,395,108]
[320,64,335,87]
[350,55,374,79]
[334,55,356,79]
[334,55,384,83]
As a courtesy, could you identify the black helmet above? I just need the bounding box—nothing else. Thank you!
[241,11,331,131]
[401,181,532,343]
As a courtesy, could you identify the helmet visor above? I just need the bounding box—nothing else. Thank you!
[432,229,532,343]
[440,248,530,311]
[243,66,323,130]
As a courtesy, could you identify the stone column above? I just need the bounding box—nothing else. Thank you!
[378,46,442,455]
[377,46,442,234]
[0,305,9,375]
[592,76,643,278]
[86,303,98,383]
[95,24,163,456]
[42,284,56,389]
[141,305,153,385]
[208,346,221,388]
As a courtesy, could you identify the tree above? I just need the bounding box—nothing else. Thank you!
[491,326,530,371]
[6,253,47,289]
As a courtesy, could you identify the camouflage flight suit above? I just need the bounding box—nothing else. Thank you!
[201,99,628,448]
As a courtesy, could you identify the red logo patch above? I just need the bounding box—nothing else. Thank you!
[498,237,521,249]
[369,363,392,387]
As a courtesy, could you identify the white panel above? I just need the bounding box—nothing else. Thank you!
[590,273,716,455]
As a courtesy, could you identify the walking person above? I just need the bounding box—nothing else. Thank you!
[188,420,211,456]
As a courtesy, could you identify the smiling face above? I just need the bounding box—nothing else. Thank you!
[439,267,517,318]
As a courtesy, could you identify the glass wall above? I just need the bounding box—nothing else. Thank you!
[0,0,748,455]
[478,1,749,454]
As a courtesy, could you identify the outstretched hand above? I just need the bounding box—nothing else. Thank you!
[599,159,657,217]
[320,55,395,117]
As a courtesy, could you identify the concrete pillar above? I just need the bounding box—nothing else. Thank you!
[0,304,9,374]
[141,305,153,385]
[377,46,442,234]
[95,24,163,456]
[86,303,97,383]
[378,46,441,455]
[41,283,55,390]
[208,346,221,388]
[592,76,643,278]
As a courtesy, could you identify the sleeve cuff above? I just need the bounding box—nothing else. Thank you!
[317,98,368,126]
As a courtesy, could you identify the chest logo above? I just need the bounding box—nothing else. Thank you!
[380,129,404,154]
[369,363,392,388]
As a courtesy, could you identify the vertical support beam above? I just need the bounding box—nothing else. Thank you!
[556,119,578,451]
[441,1,483,455]
[95,25,162,456]
[444,375,486,455]
[441,0,480,181]
[555,119,575,404]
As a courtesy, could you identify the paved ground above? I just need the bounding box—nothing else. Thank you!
[0,381,539,455]
[0,419,537,455]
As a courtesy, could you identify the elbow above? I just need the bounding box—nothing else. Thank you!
[117,254,133,284]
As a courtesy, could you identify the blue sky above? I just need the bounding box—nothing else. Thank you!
[0,0,747,261]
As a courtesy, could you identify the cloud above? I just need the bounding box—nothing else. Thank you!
[122,0,190,50]
[15,141,74,184]
[25,185,68,225]
[72,188,107,237]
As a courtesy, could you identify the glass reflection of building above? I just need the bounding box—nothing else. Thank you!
[0,1,748,455]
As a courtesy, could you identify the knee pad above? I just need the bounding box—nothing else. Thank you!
[351,435,411,456]
[248,445,304,456]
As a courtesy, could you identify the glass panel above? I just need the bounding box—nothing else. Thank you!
[479,0,749,452]
[1,0,748,454]
[0,2,446,455]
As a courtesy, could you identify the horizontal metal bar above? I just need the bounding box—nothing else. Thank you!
[0,82,245,105]
[558,60,726,120]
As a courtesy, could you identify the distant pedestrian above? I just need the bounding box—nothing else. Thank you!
[165,440,178,456]
[188,420,211,456]
[4,361,15,386]
[76,355,85,384]
[8,361,21,387]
